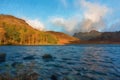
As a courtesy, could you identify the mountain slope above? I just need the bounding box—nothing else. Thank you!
[73,30,120,43]
[0,14,79,45]
[47,31,80,44]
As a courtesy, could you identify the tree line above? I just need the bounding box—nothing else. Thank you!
[0,22,58,45]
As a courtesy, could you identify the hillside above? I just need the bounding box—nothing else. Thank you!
[47,31,80,44]
[0,14,79,45]
[73,30,120,43]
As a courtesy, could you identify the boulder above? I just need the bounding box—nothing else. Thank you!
[63,75,76,80]
[28,72,39,80]
[42,54,53,59]
[12,62,23,68]
[0,53,6,63]
[50,75,57,80]
[23,55,35,60]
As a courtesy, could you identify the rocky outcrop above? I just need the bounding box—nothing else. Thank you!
[73,30,101,40]
[73,30,120,43]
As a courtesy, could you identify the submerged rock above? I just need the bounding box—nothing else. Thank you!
[50,75,57,80]
[12,62,23,68]
[63,75,77,80]
[42,54,53,59]
[28,72,39,80]
[0,53,6,63]
[23,55,35,60]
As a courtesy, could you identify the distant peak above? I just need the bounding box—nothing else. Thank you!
[89,30,99,33]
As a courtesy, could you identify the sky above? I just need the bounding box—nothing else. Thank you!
[0,0,120,35]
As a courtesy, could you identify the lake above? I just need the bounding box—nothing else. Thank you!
[0,44,120,80]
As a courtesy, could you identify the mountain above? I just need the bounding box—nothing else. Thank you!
[0,14,79,45]
[47,31,80,44]
[73,30,120,43]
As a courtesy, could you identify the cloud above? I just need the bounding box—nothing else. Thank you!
[51,16,79,34]
[25,19,45,31]
[76,0,109,32]
[80,0,109,23]
[79,19,106,32]
[51,0,110,34]
[51,17,65,26]
[60,0,68,8]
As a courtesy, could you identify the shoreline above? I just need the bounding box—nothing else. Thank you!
[1,43,120,46]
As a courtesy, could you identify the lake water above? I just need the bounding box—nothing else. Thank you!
[0,44,120,80]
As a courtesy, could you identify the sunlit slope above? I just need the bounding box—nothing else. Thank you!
[0,14,58,45]
[0,14,80,45]
[47,31,80,44]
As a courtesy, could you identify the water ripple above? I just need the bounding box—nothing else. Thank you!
[0,44,120,80]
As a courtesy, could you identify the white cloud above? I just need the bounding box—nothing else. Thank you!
[51,17,65,26]
[80,0,109,23]
[79,0,109,32]
[51,16,79,34]
[51,0,110,34]
[25,19,45,31]
[79,19,106,32]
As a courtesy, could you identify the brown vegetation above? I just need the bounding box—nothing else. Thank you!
[47,31,80,44]
[0,14,79,45]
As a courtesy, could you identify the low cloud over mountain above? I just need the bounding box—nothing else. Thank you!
[51,0,110,35]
